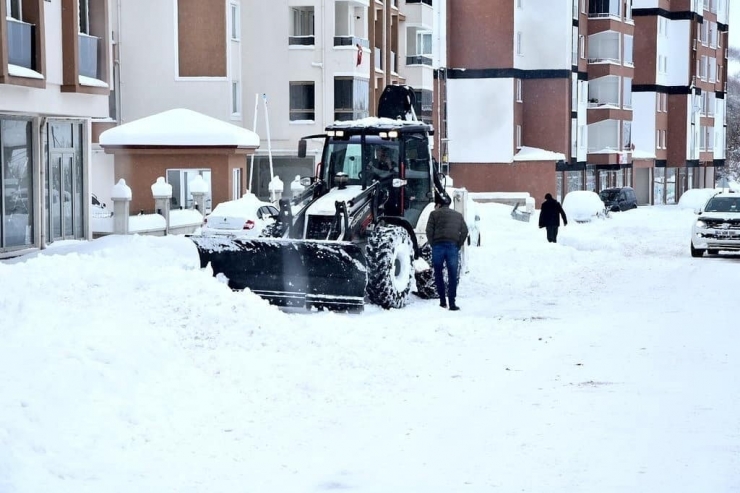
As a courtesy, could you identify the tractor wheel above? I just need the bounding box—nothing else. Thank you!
[366,226,415,309]
[414,243,438,299]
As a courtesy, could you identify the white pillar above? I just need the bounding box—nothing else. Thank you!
[151,177,172,235]
[268,175,284,203]
[111,179,131,235]
[189,175,209,214]
[290,174,305,199]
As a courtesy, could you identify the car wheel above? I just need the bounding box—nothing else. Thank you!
[707,249,719,255]
[690,243,705,258]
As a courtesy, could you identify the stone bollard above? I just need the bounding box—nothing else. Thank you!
[190,175,209,214]
[151,177,172,235]
[290,174,305,199]
[268,175,284,204]
[111,178,131,235]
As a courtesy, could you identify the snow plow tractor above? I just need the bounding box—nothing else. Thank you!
[190,85,468,312]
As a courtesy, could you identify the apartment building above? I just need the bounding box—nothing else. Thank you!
[94,0,439,208]
[442,0,640,206]
[0,0,111,258]
[243,0,439,199]
[632,0,729,204]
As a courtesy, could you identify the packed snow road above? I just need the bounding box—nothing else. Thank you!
[1,203,738,492]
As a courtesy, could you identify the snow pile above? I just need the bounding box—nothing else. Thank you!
[562,190,606,222]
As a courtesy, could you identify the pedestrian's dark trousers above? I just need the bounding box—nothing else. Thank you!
[546,225,559,243]
[432,241,459,304]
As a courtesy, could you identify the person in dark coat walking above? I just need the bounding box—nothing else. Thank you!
[538,193,568,243]
[425,194,468,310]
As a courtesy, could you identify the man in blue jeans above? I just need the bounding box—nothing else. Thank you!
[425,194,469,310]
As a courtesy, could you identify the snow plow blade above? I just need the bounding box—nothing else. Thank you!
[189,236,368,312]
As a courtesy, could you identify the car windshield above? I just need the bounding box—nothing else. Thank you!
[599,190,619,201]
[704,197,740,212]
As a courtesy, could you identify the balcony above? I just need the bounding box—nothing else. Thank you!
[375,47,383,70]
[406,54,432,66]
[334,36,369,48]
[79,33,100,79]
[588,0,621,20]
[588,75,621,108]
[587,119,620,153]
[587,31,621,65]
[406,0,433,5]
[7,18,35,70]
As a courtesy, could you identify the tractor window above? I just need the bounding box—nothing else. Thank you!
[324,141,363,184]
[402,133,433,223]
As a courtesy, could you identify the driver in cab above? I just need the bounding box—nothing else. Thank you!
[369,146,396,181]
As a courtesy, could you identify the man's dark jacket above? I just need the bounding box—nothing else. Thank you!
[538,197,568,228]
[426,206,469,248]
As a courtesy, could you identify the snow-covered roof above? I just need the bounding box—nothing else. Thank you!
[631,148,657,160]
[513,146,566,162]
[99,109,261,148]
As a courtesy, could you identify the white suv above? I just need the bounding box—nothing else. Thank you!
[691,191,740,257]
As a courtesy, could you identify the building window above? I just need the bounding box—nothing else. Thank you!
[516,31,523,56]
[579,35,585,59]
[47,122,85,241]
[231,81,241,116]
[289,81,315,121]
[516,125,522,149]
[662,130,667,150]
[417,31,432,56]
[1,119,34,250]
[334,77,370,121]
[79,0,90,34]
[230,3,240,41]
[413,89,434,125]
[7,0,21,20]
[516,79,522,102]
[623,34,633,66]
[289,6,315,46]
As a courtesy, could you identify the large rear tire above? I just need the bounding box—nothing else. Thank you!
[414,244,437,299]
[366,226,414,309]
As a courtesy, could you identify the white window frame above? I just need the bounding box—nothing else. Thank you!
[516,124,522,149]
[7,0,21,20]
[79,0,90,34]
[417,30,433,56]
[231,80,241,117]
[579,35,585,59]
[516,31,523,56]
[516,79,522,102]
[230,2,240,41]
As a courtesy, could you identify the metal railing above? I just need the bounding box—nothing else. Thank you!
[406,0,433,5]
[78,33,100,79]
[406,54,432,66]
[289,35,315,46]
[334,36,369,48]
[7,18,34,70]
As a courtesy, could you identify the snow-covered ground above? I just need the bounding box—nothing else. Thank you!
[2,203,739,493]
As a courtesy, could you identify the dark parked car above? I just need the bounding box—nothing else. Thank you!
[599,187,637,212]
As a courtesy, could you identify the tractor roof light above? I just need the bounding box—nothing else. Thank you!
[388,130,399,138]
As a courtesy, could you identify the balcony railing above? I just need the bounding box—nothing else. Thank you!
[334,36,369,49]
[7,19,35,70]
[406,54,432,66]
[79,33,100,79]
[406,0,433,5]
[289,35,315,46]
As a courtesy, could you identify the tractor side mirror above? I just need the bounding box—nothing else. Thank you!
[297,139,307,158]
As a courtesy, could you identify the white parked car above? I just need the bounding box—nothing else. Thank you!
[562,190,607,223]
[690,191,740,257]
[200,193,279,238]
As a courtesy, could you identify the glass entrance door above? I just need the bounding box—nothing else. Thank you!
[47,121,84,242]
